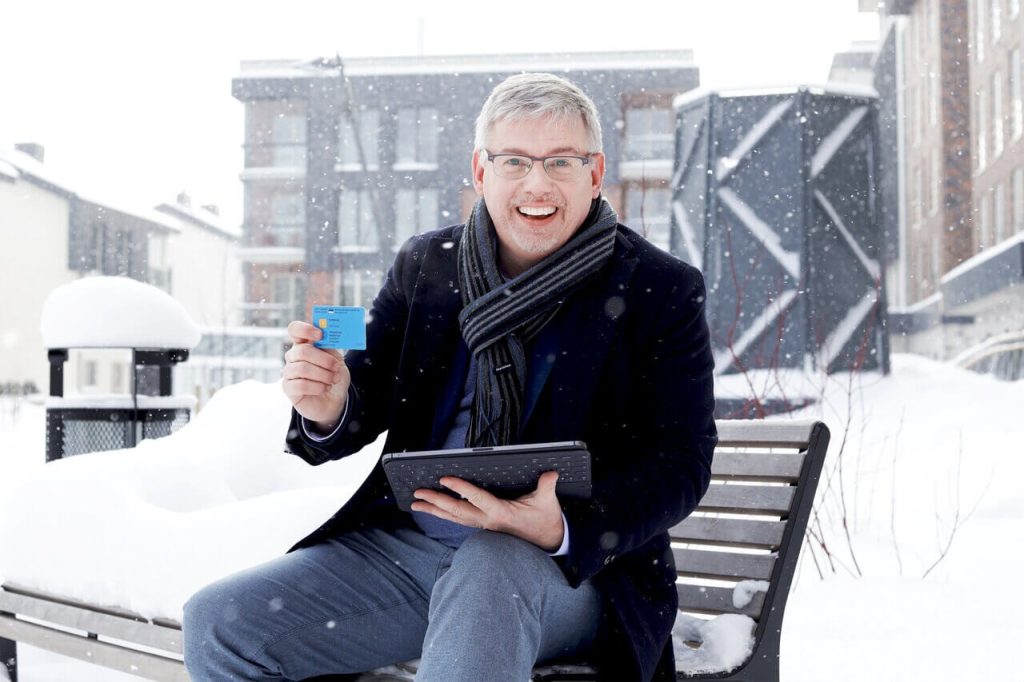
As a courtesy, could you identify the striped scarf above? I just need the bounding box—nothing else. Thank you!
[457,196,619,446]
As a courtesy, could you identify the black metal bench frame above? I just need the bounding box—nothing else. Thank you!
[1,419,828,682]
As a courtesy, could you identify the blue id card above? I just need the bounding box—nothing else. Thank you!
[312,306,367,350]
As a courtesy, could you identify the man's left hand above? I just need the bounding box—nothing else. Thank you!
[410,471,564,552]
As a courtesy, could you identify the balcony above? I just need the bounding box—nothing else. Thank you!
[240,143,307,182]
[240,224,306,263]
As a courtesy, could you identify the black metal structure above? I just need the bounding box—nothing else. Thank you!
[45,348,191,462]
[671,87,889,377]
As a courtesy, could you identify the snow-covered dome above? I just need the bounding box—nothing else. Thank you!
[40,276,201,350]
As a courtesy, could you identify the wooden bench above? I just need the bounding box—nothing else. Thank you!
[0,419,829,682]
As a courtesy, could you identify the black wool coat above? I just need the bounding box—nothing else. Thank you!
[285,223,717,681]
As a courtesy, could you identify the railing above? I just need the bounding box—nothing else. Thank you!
[952,330,1024,381]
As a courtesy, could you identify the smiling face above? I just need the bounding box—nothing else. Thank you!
[472,115,605,276]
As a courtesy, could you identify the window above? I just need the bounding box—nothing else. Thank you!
[272,113,307,167]
[111,363,125,393]
[979,188,992,246]
[992,71,1004,158]
[1013,167,1024,231]
[270,273,306,324]
[270,193,305,247]
[977,86,988,171]
[83,360,98,389]
[626,185,672,250]
[916,245,929,292]
[929,70,939,126]
[339,108,380,170]
[917,84,926,145]
[338,188,379,250]
[395,189,439,246]
[913,84,921,146]
[148,234,170,291]
[1012,49,1023,141]
[992,0,1003,43]
[396,107,439,165]
[340,268,384,310]
[995,182,1007,241]
[975,0,986,62]
[624,108,675,161]
[912,164,923,225]
[1012,0,1020,18]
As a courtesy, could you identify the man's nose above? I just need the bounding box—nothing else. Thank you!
[523,161,556,190]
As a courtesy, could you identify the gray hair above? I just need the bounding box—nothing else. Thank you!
[474,73,603,153]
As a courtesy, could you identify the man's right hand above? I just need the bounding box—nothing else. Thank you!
[282,321,351,433]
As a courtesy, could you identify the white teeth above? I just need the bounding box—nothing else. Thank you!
[518,206,556,216]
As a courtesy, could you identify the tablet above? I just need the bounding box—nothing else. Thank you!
[382,441,591,512]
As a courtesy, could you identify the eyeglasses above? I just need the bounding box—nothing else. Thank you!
[483,150,593,181]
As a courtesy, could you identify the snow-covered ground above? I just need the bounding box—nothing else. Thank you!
[1,354,1021,680]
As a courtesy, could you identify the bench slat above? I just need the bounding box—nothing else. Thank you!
[672,548,776,582]
[669,516,786,549]
[2,582,151,623]
[0,614,188,682]
[715,419,817,448]
[710,451,805,482]
[0,588,183,653]
[676,584,765,619]
[698,483,795,515]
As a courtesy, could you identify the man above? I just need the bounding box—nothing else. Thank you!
[183,73,716,681]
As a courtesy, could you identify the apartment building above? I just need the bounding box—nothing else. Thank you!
[230,51,700,327]
[855,0,1024,370]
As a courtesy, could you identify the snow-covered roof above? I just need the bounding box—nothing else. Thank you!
[156,200,241,240]
[940,230,1024,284]
[673,82,878,110]
[40,276,201,350]
[238,50,696,79]
[0,158,17,182]
[0,148,181,233]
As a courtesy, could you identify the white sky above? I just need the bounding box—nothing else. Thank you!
[0,0,878,230]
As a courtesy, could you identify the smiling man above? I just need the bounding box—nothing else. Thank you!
[183,73,717,682]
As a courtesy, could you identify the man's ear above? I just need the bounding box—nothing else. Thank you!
[471,149,486,195]
[590,152,606,199]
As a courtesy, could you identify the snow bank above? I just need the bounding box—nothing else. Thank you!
[0,380,382,619]
[39,276,201,350]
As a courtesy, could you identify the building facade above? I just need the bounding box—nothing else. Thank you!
[230,51,700,327]
[845,0,1024,375]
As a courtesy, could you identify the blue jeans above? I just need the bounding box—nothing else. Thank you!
[183,527,602,681]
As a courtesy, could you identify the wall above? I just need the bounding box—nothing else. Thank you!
[0,176,75,391]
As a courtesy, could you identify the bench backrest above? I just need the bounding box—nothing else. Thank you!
[669,420,830,660]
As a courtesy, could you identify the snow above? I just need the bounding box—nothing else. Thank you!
[732,580,770,609]
[673,613,755,675]
[1,354,1022,679]
[45,395,196,409]
[39,276,201,350]
[941,228,1024,284]
[0,149,182,234]
[0,380,382,620]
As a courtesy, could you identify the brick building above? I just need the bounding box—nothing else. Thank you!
[845,1,1024,373]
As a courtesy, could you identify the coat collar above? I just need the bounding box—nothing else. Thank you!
[409,226,640,441]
